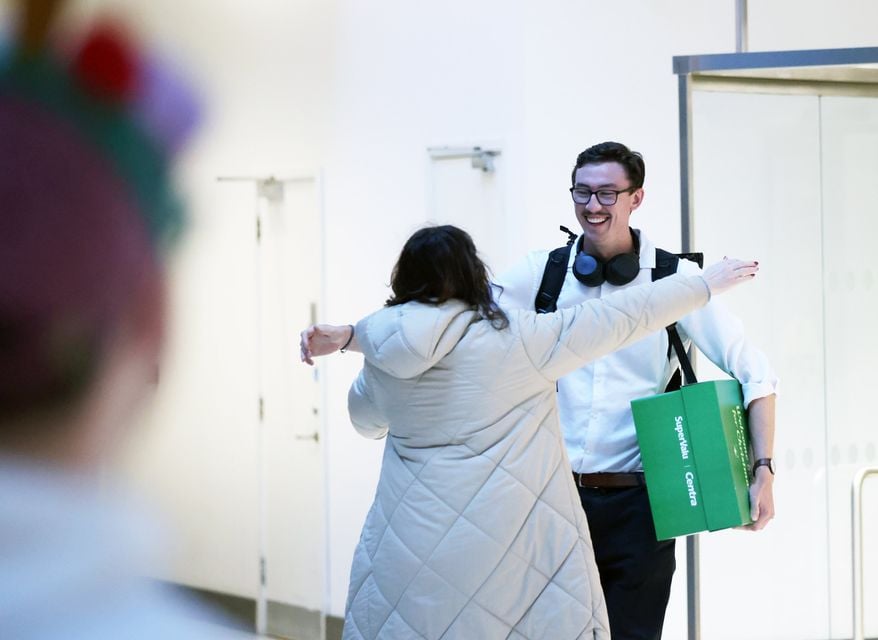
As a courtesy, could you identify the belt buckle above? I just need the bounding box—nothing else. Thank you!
[574,472,593,488]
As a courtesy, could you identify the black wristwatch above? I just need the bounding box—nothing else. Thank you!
[752,458,775,476]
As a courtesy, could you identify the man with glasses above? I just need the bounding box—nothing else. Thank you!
[493,141,778,639]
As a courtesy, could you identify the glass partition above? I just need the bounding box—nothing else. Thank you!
[681,60,878,639]
[690,89,829,640]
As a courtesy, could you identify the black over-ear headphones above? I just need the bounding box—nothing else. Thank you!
[572,229,641,287]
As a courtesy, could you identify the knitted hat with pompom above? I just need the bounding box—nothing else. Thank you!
[0,3,200,420]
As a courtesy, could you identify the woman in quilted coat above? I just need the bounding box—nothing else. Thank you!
[301,225,757,640]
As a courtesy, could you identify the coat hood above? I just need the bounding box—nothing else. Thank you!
[355,300,481,379]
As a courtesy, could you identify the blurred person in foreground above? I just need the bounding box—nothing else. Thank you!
[0,2,235,637]
[300,224,758,639]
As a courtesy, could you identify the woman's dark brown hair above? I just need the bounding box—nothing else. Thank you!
[386,225,509,329]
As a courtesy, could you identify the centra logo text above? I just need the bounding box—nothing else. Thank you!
[685,471,698,506]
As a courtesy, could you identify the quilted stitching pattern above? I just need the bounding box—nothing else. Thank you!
[344,277,707,638]
[345,322,611,639]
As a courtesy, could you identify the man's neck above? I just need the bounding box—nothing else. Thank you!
[580,229,636,261]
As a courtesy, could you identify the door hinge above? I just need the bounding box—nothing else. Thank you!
[260,556,266,586]
[256,217,262,242]
[258,396,264,422]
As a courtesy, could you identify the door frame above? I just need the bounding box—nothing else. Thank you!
[218,172,329,638]
[672,46,878,640]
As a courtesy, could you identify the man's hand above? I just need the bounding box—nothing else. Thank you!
[300,324,353,365]
[739,468,775,531]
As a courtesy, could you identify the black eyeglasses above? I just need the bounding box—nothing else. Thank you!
[569,186,636,206]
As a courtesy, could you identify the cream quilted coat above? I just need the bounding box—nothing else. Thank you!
[344,273,711,640]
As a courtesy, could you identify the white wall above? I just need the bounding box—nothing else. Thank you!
[37,0,878,629]
[318,0,869,623]
[319,0,878,623]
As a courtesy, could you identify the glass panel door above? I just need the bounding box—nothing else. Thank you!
[819,95,878,639]
[689,89,829,640]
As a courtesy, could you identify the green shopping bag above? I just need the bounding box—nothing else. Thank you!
[631,325,753,540]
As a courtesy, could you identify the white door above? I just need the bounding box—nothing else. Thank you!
[119,174,327,637]
[427,146,510,276]
[256,176,326,640]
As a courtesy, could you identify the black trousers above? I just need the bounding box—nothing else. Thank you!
[577,484,676,640]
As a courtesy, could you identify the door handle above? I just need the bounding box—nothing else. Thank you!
[295,431,319,443]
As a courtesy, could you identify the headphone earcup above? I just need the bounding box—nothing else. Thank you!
[604,252,640,286]
[572,253,605,287]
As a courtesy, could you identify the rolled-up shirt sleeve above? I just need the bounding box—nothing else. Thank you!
[678,295,779,407]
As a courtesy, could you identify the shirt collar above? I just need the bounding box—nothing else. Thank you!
[569,228,656,269]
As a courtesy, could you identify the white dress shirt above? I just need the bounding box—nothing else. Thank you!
[494,230,779,473]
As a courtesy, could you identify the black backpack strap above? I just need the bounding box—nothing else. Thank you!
[534,243,574,314]
[667,323,698,386]
[534,226,578,314]
[653,248,703,391]
[652,248,679,281]
[679,252,704,268]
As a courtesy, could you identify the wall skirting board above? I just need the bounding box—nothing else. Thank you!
[158,581,878,640]
[159,581,344,640]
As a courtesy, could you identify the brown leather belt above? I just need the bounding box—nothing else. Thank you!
[573,472,645,489]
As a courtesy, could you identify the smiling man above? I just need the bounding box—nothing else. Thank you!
[494,141,779,640]
[572,153,643,260]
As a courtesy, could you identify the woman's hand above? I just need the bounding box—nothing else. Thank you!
[300,324,354,365]
[702,257,759,295]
